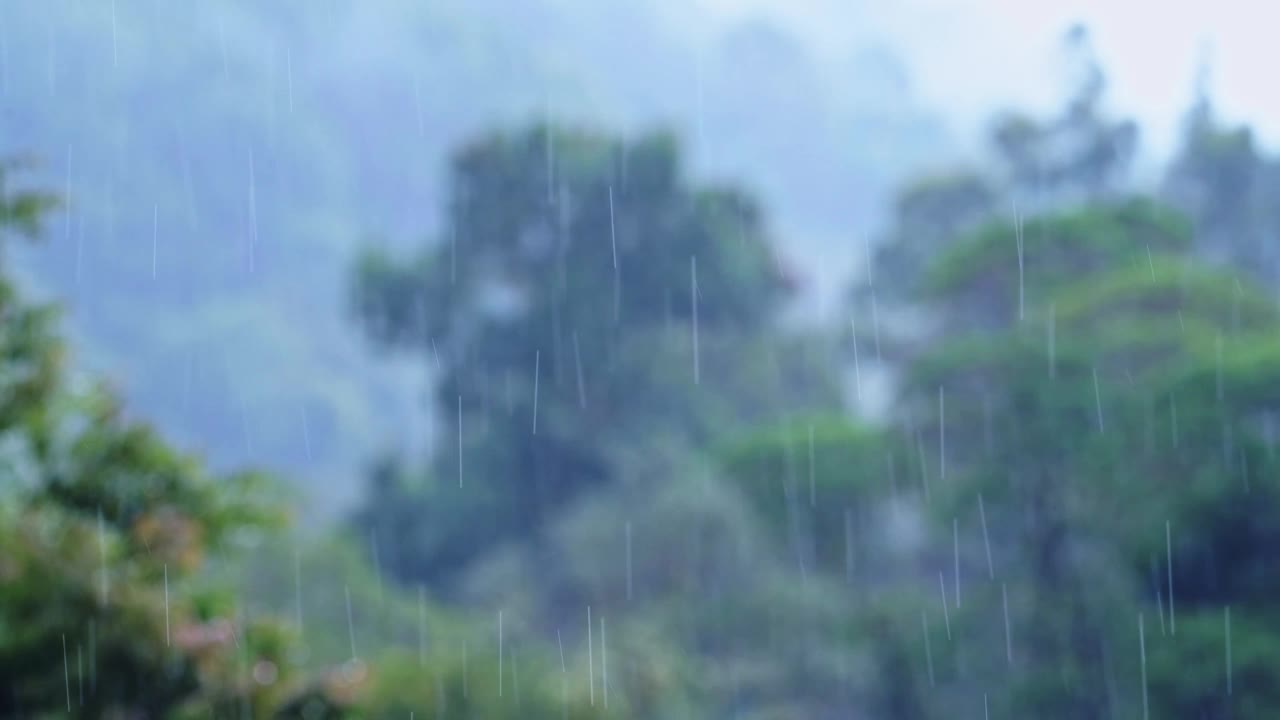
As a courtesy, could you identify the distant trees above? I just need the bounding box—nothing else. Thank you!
[340,25,1280,718]
[1162,80,1280,282]
[987,25,1138,206]
[828,29,1280,714]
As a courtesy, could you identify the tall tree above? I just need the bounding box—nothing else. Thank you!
[1162,68,1280,284]
[0,159,352,717]
[353,125,838,583]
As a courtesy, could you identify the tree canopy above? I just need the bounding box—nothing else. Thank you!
[353,125,840,583]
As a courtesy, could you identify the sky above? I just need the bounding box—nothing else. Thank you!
[699,0,1279,163]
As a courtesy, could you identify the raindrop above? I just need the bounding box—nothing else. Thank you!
[163,564,170,646]
[1225,605,1232,696]
[97,508,109,603]
[573,331,586,409]
[1139,613,1149,720]
[1003,583,1013,666]
[601,615,608,709]
[953,518,960,609]
[870,291,882,360]
[1048,303,1056,378]
[533,350,540,435]
[982,393,994,456]
[939,387,946,482]
[1167,521,1175,635]
[922,611,935,687]
[110,0,118,68]
[301,405,313,462]
[293,547,304,634]
[1015,205,1025,322]
[863,231,874,289]
[558,629,568,718]
[62,634,71,712]
[979,494,994,579]
[544,119,555,204]
[1093,367,1104,433]
[1216,334,1224,403]
[850,316,862,402]
[417,586,427,667]
[843,508,854,584]
[346,585,357,660]
[625,521,633,601]
[609,185,618,269]
[915,430,930,504]
[938,573,951,639]
[692,256,699,384]
[458,394,463,487]
[587,605,594,706]
[807,424,816,507]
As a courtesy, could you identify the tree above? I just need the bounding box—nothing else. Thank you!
[988,25,1138,206]
[0,159,350,718]
[352,125,839,583]
[848,26,1139,374]
[866,193,1280,716]
[1162,70,1280,284]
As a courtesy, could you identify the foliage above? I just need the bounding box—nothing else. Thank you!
[353,124,840,583]
[1,157,635,718]
[718,416,903,576]
[1162,81,1280,282]
[857,179,1280,716]
[0,160,352,718]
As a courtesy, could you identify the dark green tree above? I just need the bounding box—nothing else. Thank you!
[352,125,838,583]
[870,195,1280,717]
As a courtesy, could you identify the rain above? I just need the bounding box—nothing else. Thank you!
[1,1,1278,718]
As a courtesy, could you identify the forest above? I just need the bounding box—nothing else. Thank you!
[5,4,1280,719]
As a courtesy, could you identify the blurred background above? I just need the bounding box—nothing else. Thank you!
[2,0,1279,716]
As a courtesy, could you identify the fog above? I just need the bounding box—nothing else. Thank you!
[3,2,1280,717]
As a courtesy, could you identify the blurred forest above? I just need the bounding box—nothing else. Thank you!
[0,0,942,514]
[5,5,1280,719]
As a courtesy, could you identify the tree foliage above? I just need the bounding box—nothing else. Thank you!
[353,125,839,583]
[0,159,362,718]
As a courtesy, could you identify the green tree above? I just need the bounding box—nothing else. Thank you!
[352,125,838,583]
[849,26,1139,372]
[0,159,349,718]
[870,195,1280,717]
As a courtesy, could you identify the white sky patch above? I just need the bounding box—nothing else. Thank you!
[696,0,1280,159]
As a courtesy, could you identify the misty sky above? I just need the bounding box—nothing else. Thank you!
[702,0,1278,162]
